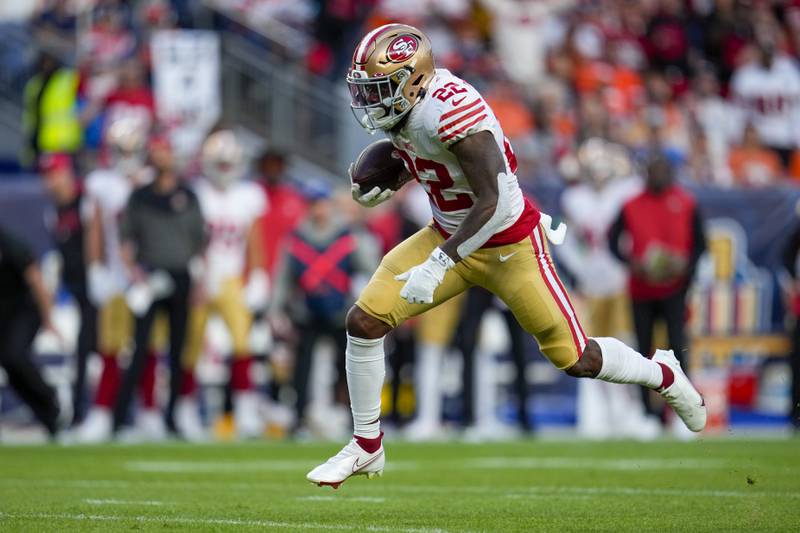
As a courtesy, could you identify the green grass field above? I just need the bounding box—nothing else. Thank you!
[0,438,798,532]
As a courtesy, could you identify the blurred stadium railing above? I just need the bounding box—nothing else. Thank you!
[202,2,372,177]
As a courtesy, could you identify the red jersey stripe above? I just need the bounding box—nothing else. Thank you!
[438,105,486,134]
[504,138,518,174]
[440,114,488,143]
[439,98,481,122]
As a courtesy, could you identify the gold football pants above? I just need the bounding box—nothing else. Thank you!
[98,295,168,355]
[183,277,252,370]
[356,224,588,369]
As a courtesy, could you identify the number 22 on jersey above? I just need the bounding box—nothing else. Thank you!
[431,81,468,104]
[395,150,473,211]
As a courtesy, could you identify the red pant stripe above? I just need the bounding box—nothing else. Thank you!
[531,227,587,356]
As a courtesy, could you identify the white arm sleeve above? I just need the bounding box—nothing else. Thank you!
[455,171,513,259]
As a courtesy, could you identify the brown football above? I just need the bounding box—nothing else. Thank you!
[351,139,407,192]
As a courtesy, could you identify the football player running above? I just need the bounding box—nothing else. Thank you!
[307,24,706,488]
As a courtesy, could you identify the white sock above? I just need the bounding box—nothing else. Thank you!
[346,334,385,438]
[593,337,663,389]
[414,343,442,425]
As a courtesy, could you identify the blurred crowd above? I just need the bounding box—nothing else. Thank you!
[2,0,800,442]
[14,1,800,186]
[208,0,800,187]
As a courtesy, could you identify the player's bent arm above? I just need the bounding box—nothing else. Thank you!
[440,131,507,262]
[119,200,145,282]
[244,221,269,310]
[265,252,291,316]
[24,262,55,332]
[86,201,104,265]
[119,241,144,283]
[85,201,114,305]
[607,211,628,266]
[246,221,265,273]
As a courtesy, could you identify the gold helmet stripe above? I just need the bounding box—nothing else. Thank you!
[353,23,405,64]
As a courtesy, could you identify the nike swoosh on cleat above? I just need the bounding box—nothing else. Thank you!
[498,251,518,263]
[352,451,382,473]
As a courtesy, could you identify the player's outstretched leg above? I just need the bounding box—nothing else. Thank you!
[567,338,706,432]
[306,306,392,489]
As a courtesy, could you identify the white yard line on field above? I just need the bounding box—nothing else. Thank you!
[463,457,730,470]
[382,484,800,500]
[501,485,800,500]
[296,496,386,503]
[83,498,166,506]
[3,477,799,500]
[123,456,727,474]
[0,512,449,533]
[124,459,317,472]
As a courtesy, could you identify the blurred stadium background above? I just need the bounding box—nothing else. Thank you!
[0,0,799,448]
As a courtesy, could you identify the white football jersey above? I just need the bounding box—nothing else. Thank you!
[85,168,149,292]
[731,56,800,149]
[558,176,641,297]
[387,69,535,245]
[195,179,267,295]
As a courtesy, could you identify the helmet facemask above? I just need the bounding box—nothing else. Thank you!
[203,155,245,189]
[111,147,146,176]
[202,130,247,189]
[347,67,413,133]
[106,116,147,177]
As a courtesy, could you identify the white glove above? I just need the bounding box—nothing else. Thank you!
[350,164,394,207]
[244,268,270,311]
[394,247,455,305]
[87,263,115,306]
[126,281,153,317]
[149,270,174,300]
[126,270,174,316]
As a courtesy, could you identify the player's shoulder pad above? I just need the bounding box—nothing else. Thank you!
[422,71,492,148]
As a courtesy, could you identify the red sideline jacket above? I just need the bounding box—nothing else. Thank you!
[610,184,703,301]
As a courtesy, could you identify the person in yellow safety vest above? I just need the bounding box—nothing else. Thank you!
[22,51,82,167]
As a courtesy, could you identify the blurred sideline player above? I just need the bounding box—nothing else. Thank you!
[558,138,659,440]
[307,24,706,487]
[181,130,268,439]
[253,150,307,425]
[75,117,166,442]
[0,225,61,437]
[456,288,532,441]
[114,132,205,437]
[373,184,464,441]
[256,150,307,277]
[39,153,98,427]
[403,292,462,440]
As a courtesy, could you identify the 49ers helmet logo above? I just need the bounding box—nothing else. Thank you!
[386,35,418,62]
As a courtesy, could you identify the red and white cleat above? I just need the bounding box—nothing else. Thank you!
[653,349,707,432]
[306,437,385,489]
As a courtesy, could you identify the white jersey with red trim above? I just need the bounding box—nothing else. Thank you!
[195,179,267,295]
[85,168,152,293]
[731,56,800,149]
[388,69,536,245]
